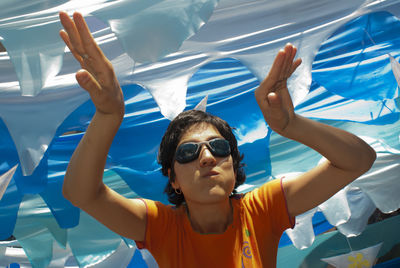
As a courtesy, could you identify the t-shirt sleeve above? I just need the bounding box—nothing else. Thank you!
[135,199,176,251]
[243,178,295,235]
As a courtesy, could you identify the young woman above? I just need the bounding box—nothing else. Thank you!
[59,11,376,267]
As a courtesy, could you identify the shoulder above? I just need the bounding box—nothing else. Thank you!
[140,199,185,221]
[240,178,295,231]
[239,178,290,217]
[243,178,283,202]
[137,199,185,249]
[140,198,179,212]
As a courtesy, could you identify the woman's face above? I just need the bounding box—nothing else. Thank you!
[170,123,236,205]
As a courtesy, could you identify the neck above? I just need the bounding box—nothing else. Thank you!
[184,198,233,234]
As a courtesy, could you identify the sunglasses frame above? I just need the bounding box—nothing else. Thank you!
[175,138,231,164]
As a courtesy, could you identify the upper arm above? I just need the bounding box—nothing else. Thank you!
[282,160,366,218]
[79,185,147,242]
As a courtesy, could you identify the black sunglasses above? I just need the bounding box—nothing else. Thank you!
[175,138,231,164]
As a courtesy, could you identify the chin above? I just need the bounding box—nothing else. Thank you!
[207,187,232,199]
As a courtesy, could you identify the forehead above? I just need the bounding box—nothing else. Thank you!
[179,122,222,142]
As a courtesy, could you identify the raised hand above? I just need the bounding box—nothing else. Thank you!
[59,11,124,119]
[255,44,302,137]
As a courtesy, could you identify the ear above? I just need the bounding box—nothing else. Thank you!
[168,168,180,189]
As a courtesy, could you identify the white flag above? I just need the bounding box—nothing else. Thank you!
[0,165,18,200]
[321,243,382,268]
[193,95,208,112]
[389,54,400,87]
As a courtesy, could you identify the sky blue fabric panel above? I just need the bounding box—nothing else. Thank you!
[106,58,269,203]
[0,0,67,96]
[35,113,94,229]
[0,119,21,239]
[277,215,400,268]
[296,81,400,124]
[39,134,82,229]
[39,177,79,229]
[279,211,334,247]
[13,156,48,194]
[0,178,22,239]
[269,124,322,176]
[107,111,168,173]
[92,0,219,63]
[0,119,19,176]
[312,11,400,101]
[54,100,95,136]
[127,249,148,268]
[68,211,123,267]
[0,0,66,19]
[111,167,169,203]
[0,45,397,255]
[12,194,68,268]
[186,58,271,183]
[1,7,400,266]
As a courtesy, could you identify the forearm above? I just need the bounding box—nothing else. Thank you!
[63,112,123,206]
[283,115,376,175]
[256,44,376,216]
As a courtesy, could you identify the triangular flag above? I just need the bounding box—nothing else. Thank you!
[389,54,400,87]
[0,165,18,200]
[321,243,382,268]
[193,95,208,112]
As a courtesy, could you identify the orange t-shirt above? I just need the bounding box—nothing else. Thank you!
[136,178,294,267]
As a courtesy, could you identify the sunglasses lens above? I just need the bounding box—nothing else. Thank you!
[209,139,231,156]
[175,138,231,164]
[175,143,199,163]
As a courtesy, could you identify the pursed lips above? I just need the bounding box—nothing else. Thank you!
[203,170,219,177]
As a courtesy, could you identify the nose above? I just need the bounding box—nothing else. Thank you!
[199,145,217,167]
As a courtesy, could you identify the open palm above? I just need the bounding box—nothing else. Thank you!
[255,44,302,136]
[59,12,125,119]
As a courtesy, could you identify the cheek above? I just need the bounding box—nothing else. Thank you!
[173,162,199,182]
[219,156,235,170]
[219,157,236,180]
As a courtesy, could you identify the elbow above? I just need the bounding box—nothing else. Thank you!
[62,186,87,208]
[62,178,84,207]
[368,147,377,168]
[359,145,377,174]
[62,181,70,201]
[62,183,78,207]
[62,178,105,208]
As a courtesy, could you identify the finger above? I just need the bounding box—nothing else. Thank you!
[290,58,302,76]
[73,12,105,61]
[76,69,102,95]
[60,29,97,74]
[60,29,83,63]
[282,44,301,81]
[280,43,293,80]
[288,45,297,70]
[267,49,286,82]
[59,12,86,58]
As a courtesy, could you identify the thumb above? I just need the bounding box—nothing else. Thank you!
[267,92,281,108]
[75,69,101,94]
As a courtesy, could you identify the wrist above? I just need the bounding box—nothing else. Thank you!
[277,114,304,140]
[93,110,124,129]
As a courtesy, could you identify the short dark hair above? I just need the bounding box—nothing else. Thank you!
[158,110,245,206]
